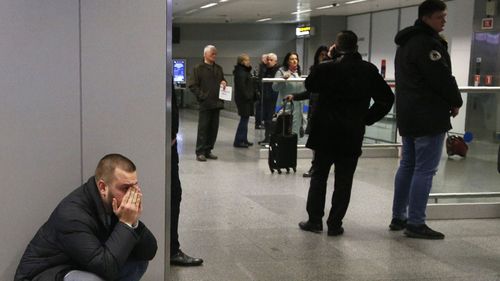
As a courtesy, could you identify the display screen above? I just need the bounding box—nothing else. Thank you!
[173,59,186,83]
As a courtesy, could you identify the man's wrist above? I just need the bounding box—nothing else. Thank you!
[122,221,139,229]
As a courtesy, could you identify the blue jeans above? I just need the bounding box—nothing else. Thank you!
[64,261,148,281]
[234,116,249,144]
[392,133,445,225]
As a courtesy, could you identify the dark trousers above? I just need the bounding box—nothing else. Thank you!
[196,109,220,156]
[306,152,359,229]
[255,99,262,126]
[234,116,249,144]
[262,98,278,141]
[171,142,181,256]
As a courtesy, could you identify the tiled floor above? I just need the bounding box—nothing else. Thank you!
[170,109,500,281]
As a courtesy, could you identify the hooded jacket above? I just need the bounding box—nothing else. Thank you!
[14,177,157,281]
[394,19,463,137]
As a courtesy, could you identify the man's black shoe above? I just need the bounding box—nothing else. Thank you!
[327,226,344,236]
[170,250,203,266]
[389,218,407,231]
[404,224,445,240]
[205,152,218,160]
[258,139,270,146]
[302,167,313,178]
[234,142,249,148]
[298,220,322,233]
[255,124,265,129]
[245,141,254,146]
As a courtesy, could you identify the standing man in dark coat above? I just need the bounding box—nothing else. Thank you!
[299,30,394,236]
[390,0,463,239]
[258,53,280,145]
[233,53,255,148]
[170,81,204,266]
[188,45,226,162]
[15,154,157,281]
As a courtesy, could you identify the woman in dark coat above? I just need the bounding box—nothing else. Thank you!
[233,53,255,147]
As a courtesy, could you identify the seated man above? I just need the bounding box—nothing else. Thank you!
[15,154,158,281]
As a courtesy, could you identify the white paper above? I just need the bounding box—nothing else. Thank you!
[219,86,232,101]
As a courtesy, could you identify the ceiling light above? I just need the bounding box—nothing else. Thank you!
[291,9,312,15]
[185,8,198,14]
[345,0,367,4]
[219,0,229,2]
[200,3,218,9]
[316,5,333,10]
[256,18,272,22]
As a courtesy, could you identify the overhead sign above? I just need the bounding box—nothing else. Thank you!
[296,26,312,37]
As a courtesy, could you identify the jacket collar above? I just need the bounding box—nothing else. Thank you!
[85,176,112,229]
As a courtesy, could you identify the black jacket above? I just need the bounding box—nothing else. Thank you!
[259,64,280,101]
[188,62,225,111]
[14,177,157,281]
[305,52,394,158]
[233,64,255,117]
[395,20,463,137]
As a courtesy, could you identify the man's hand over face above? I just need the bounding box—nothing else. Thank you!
[113,186,142,226]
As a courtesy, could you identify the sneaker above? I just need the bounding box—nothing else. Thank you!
[298,220,323,233]
[205,152,218,160]
[302,167,314,178]
[404,224,445,240]
[196,155,207,162]
[389,218,407,231]
[327,226,344,236]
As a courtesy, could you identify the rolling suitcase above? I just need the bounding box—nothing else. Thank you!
[268,100,297,174]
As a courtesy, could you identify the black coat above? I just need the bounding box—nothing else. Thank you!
[395,20,463,137]
[233,64,255,117]
[14,177,157,281]
[305,52,394,158]
[188,62,226,111]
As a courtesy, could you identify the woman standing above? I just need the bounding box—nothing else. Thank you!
[272,52,306,136]
[233,53,255,148]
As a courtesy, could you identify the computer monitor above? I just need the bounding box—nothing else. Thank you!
[173,59,186,84]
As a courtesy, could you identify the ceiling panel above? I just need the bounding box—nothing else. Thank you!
[173,0,424,24]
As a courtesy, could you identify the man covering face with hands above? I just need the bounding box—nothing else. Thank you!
[15,154,157,281]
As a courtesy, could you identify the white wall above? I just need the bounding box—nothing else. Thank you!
[371,10,399,79]
[0,1,81,279]
[347,14,371,61]
[0,1,167,280]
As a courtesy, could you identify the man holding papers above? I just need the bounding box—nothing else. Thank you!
[188,45,227,162]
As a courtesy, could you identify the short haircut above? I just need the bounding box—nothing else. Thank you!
[203,45,216,55]
[237,53,250,65]
[336,30,358,53]
[95,154,136,184]
[267,53,277,61]
[418,0,446,19]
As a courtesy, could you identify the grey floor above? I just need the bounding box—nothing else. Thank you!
[171,109,500,281]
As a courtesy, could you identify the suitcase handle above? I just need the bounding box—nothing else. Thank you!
[280,99,294,114]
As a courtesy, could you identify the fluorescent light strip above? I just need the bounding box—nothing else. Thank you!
[219,0,229,2]
[316,5,333,10]
[256,18,272,22]
[345,0,367,4]
[200,3,218,9]
[185,8,198,14]
[291,9,312,15]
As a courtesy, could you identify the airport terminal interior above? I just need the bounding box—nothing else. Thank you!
[2,0,500,280]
